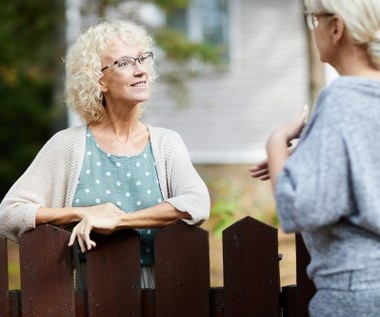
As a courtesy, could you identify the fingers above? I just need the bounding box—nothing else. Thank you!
[299,104,310,125]
[249,158,270,180]
[67,219,96,253]
[251,170,270,180]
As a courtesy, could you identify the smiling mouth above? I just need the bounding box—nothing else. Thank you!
[131,81,146,87]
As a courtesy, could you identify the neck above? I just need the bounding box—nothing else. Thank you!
[91,106,146,144]
[331,44,380,79]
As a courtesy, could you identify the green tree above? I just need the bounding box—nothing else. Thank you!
[0,0,65,198]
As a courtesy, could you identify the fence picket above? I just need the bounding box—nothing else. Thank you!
[19,224,74,316]
[223,216,281,317]
[4,218,315,316]
[86,229,141,317]
[0,238,8,317]
[295,234,316,317]
[210,287,224,317]
[141,289,155,317]
[281,285,297,317]
[155,221,210,317]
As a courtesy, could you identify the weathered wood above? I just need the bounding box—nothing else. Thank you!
[295,234,316,317]
[4,220,314,316]
[75,290,87,317]
[19,224,74,316]
[281,285,297,317]
[86,229,141,317]
[223,216,281,317]
[0,238,8,317]
[142,289,156,317]
[155,221,210,317]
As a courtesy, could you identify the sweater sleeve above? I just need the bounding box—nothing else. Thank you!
[0,127,84,242]
[275,101,353,233]
[152,128,210,225]
[167,134,210,225]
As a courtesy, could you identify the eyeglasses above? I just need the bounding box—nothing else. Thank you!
[304,12,334,31]
[101,52,153,72]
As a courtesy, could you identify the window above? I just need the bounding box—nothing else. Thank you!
[167,0,230,63]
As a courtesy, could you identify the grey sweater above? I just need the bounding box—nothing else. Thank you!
[276,76,380,285]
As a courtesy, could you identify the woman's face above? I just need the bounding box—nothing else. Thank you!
[100,41,151,107]
[312,15,336,64]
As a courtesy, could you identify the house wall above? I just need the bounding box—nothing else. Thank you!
[144,0,309,165]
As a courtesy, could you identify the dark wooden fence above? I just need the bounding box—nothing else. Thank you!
[0,216,316,317]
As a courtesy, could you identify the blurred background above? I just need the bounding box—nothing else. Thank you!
[2,0,337,289]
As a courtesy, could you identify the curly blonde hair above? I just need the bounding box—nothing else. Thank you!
[304,0,380,67]
[65,20,157,124]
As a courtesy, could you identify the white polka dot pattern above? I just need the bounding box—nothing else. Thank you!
[72,127,164,265]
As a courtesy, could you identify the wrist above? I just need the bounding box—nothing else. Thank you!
[115,213,129,230]
[72,207,85,222]
[266,131,288,152]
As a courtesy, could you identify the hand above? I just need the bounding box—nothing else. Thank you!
[68,214,123,252]
[249,146,295,181]
[263,105,310,190]
[77,202,125,219]
[249,159,270,180]
[68,203,124,252]
[268,104,310,146]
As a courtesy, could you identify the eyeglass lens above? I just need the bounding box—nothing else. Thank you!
[305,13,318,30]
[117,52,153,69]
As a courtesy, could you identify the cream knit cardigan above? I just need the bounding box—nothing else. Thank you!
[0,124,210,242]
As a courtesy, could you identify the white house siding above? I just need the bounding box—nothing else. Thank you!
[143,0,308,164]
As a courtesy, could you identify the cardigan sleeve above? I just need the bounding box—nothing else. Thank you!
[166,135,210,225]
[0,127,84,242]
[151,127,210,225]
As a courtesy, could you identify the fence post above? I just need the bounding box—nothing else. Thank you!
[295,234,316,317]
[19,224,74,317]
[155,221,210,317]
[223,216,281,317]
[86,229,141,317]
[0,238,8,317]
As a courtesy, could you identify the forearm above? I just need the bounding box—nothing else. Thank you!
[36,207,83,225]
[117,202,191,230]
[266,133,291,191]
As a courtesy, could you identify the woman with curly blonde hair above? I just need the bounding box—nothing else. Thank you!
[0,20,210,289]
[251,0,380,316]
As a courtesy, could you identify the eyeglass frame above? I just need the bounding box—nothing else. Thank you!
[304,11,335,31]
[101,51,154,72]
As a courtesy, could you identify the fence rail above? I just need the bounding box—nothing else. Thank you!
[0,216,316,317]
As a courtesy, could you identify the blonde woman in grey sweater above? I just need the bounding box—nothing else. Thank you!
[251,0,380,316]
[0,20,210,288]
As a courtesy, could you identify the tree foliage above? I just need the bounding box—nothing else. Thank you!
[0,0,64,198]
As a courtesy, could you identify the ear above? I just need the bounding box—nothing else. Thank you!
[99,76,109,93]
[330,15,345,45]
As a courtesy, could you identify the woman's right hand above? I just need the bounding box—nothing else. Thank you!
[249,159,270,180]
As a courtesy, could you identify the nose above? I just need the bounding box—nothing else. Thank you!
[133,61,146,75]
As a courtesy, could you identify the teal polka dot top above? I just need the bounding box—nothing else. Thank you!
[72,127,163,266]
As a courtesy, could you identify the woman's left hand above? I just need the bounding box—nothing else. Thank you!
[68,215,122,252]
[268,104,309,146]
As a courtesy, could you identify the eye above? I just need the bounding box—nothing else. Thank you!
[138,53,153,64]
[139,56,147,63]
[117,59,131,68]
